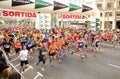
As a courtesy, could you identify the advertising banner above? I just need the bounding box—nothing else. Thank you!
[53,1,68,10]
[69,3,81,12]
[0,9,36,18]
[62,14,82,20]
[35,0,52,9]
[12,0,34,6]
[0,0,7,1]
[82,4,93,12]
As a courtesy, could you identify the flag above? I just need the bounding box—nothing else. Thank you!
[12,0,34,6]
[69,3,81,11]
[82,4,93,12]
[53,1,68,10]
[35,0,52,9]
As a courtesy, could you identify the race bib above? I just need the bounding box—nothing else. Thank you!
[42,52,47,55]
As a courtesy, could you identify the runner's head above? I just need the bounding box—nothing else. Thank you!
[42,41,46,47]
[22,45,26,50]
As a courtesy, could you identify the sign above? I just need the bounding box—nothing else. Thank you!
[62,14,82,19]
[35,0,52,9]
[54,1,68,10]
[1,9,36,18]
[12,0,34,6]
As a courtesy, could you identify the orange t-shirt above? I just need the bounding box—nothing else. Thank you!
[60,38,65,45]
[55,40,62,49]
[48,37,53,47]
[14,41,21,48]
[64,37,68,43]
[49,44,57,53]
[38,38,43,46]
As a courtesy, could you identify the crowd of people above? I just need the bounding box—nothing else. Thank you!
[0,26,120,79]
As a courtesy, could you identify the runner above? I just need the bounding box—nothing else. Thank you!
[71,36,86,59]
[111,32,117,48]
[55,38,62,62]
[92,35,101,57]
[49,42,58,66]
[3,39,12,60]
[102,31,109,44]
[20,32,26,46]
[35,41,48,71]
[26,36,34,58]
[14,38,21,54]
[18,45,29,73]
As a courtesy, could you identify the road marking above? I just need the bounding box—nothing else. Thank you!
[29,65,33,69]
[100,49,104,52]
[108,63,120,69]
[15,63,20,67]
[10,57,19,62]
[33,72,43,79]
[74,53,80,56]
[22,65,33,74]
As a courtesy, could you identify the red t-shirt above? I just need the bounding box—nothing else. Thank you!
[73,34,79,42]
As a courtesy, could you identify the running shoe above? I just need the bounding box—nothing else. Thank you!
[50,63,52,67]
[93,54,96,57]
[81,57,84,60]
[41,68,45,71]
[35,63,38,65]
[71,52,74,55]
[59,59,62,63]
[84,54,87,58]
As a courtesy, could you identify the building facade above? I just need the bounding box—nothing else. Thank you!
[96,0,120,30]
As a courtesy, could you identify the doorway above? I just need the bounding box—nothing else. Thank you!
[116,21,120,29]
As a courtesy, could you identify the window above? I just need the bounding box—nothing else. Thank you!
[116,11,120,16]
[106,2,113,10]
[105,12,112,17]
[97,4,103,10]
[100,13,102,17]
[118,1,120,8]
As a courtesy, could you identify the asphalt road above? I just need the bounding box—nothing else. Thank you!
[9,44,120,79]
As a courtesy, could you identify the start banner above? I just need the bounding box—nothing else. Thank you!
[0,9,36,18]
[62,14,82,19]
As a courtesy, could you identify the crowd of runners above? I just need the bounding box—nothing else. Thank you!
[0,26,120,76]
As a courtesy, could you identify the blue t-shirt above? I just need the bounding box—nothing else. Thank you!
[90,33,94,37]
[26,39,33,48]
[43,37,49,42]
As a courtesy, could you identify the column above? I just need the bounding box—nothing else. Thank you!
[112,9,116,30]
[101,12,105,30]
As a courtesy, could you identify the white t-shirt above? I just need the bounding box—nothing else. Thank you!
[0,35,4,39]
[19,50,28,61]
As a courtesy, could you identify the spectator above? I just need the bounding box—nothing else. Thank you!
[0,43,8,75]
[9,72,21,79]
[1,67,12,79]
